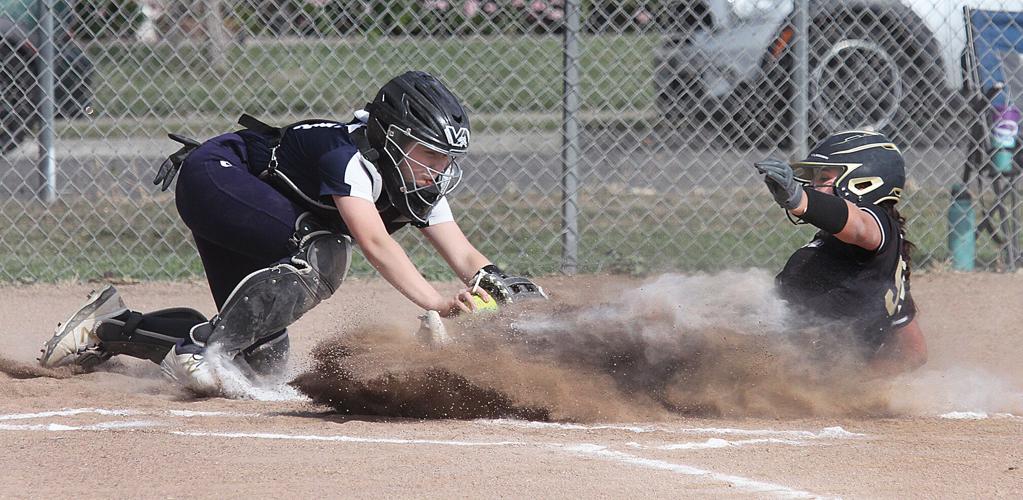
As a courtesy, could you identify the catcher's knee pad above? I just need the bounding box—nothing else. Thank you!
[290,212,351,294]
[241,330,290,377]
[202,213,351,354]
[96,307,208,363]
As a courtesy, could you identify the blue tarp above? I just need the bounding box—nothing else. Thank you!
[971,9,1023,108]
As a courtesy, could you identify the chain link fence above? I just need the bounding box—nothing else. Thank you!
[3,0,1023,282]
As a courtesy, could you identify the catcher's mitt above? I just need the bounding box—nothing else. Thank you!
[470,265,547,304]
[154,133,201,191]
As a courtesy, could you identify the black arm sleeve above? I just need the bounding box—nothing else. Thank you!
[799,188,849,234]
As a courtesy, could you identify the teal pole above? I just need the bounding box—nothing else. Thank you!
[949,184,976,271]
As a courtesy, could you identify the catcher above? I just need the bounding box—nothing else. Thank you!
[754,130,927,376]
[38,70,544,392]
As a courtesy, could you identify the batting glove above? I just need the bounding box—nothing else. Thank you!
[754,158,804,210]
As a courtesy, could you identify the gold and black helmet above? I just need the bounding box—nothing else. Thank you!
[792,130,905,205]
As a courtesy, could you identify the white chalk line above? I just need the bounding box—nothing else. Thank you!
[1,410,863,442]
[675,426,863,439]
[563,444,825,499]
[0,407,833,498]
[169,430,830,498]
[0,420,163,432]
[479,418,864,439]
[939,411,1023,420]
[626,437,808,451]
[168,410,262,418]
[0,408,138,421]
[0,408,261,422]
[477,419,653,433]
[172,430,528,447]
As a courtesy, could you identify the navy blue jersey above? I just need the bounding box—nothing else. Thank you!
[243,112,454,234]
[775,204,915,346]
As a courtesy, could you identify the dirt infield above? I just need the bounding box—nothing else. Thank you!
[0,271,1021,498]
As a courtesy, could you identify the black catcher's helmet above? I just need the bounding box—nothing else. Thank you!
[792,130,905,205]
[364,71,470,223]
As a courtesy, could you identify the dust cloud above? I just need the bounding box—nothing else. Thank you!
[887,367,1023,415]
[293,270,892,421]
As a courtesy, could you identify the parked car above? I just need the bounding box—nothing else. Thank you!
[654,0,1023,146]
[1,0,92,154]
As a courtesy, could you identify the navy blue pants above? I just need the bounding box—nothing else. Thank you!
[175,133,306,308]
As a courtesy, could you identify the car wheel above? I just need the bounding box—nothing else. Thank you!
[1,40,39,154]
[808,10,948,146]
[811,37,903,132]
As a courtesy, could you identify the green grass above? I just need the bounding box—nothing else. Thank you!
[0,185,999,283]
[69,34,659,139]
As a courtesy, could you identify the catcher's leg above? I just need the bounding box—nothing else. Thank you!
[167,146,332,391]
[94,307,208,363]
[161,213,351,391]
[196,212,351,354]
[39,286,206,370]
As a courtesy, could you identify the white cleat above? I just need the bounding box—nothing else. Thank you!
[160,342,222,395]
[39,285,127,369]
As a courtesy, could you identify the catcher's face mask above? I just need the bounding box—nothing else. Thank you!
[382,124,464,223]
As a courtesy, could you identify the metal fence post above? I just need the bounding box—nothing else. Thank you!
[561,0,581,275]
[37,0,57,204]
[794,0,810,157]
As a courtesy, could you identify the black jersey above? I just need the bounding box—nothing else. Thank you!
[237,112,453,235]
[775,204,915,346]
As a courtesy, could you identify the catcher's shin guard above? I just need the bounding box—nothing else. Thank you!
[198,213,351,355]
[241,330,290,377]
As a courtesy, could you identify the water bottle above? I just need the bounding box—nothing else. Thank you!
[948,184,975,271]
